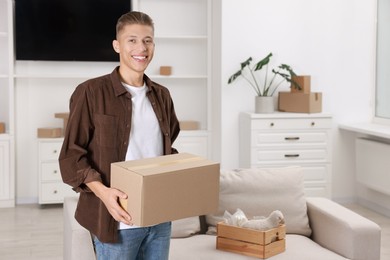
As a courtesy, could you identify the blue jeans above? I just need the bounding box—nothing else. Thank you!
[93,222,171,260]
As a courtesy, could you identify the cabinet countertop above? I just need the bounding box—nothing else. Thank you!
[241,111,332,119]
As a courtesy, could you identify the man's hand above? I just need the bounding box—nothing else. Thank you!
[86,181,133,225]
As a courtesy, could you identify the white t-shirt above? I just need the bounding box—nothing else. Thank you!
[120,82,163,229]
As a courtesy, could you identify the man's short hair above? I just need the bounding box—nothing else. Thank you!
[116,11,154,38]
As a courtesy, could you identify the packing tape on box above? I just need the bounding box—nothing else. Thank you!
[125,157,203,171]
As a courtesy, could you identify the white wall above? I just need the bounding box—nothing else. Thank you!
[220,0,376,201]
[14,0,378,203]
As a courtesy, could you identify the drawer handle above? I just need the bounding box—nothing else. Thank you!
[53,170,58,174]
[53,150,58,154]
[285,137,300,141]
[270,122,274,127]
[285,154,300,158]
[311,122,315,126]
[53,190,58,194]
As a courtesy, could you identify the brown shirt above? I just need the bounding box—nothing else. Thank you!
[59,67,180,243]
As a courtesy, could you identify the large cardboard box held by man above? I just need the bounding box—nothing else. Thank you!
[111,153,220,227]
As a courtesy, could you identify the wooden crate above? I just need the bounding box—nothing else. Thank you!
[217,222,286,259]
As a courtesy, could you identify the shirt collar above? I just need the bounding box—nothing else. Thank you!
[111,66,155,97]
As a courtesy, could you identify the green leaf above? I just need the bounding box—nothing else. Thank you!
[254,53,272,71]
[240,57,253,69]
[227,57,253,84]
[227,70,242,84]
[278,64,301,90]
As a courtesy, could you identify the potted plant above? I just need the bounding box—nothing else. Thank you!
[228,52,301,113]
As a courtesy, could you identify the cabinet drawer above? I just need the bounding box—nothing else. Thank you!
[40,182,75,204]
[252,132,328,146]
[251,118,332,130]
[303,165,329,182]
[41,162,61,181]
[252,149,328,163]
[39,142,62,160]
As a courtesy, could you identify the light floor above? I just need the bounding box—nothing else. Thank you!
[0,203,389,259]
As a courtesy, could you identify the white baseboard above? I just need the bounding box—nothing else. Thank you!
[357,197,390,218]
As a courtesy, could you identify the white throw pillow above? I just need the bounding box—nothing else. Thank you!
[206,166,312,237]
[171,216,201,238]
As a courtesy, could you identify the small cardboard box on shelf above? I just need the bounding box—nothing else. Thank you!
[37,127,62,138]
[179,121,200,130]
[111,153,220,227]
[217,222,286,259]
[0,122,5,134]
[159,66,172,76]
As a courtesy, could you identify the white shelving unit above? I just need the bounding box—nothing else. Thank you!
[133,0,213,158]
[0,0,15,208]
[239,112,333,198]
[6,0,214,204]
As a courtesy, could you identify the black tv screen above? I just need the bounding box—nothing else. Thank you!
[15,0,131,62]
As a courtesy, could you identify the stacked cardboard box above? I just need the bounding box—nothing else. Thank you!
[217,222,286,259]
[278,75,322,113]
[179,120,200,130]
[37,127,62,138]
[37,112,69,138]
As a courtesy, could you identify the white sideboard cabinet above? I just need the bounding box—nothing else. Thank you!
[38,139,76,204]
[239,112,332,198]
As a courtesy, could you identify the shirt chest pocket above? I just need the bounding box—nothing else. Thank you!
[94,114,118,148]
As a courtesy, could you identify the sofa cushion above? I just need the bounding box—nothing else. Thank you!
[171,216,201,238]
[206,166,311,236]
[169,234,347,260]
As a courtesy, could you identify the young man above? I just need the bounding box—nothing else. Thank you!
[59,11,180,259]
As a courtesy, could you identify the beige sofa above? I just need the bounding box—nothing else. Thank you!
[63,167,381,260]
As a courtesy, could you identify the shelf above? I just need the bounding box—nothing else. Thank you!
[14,74,104,79]
[178,130,210,136]
[155,35,207,40]
[149,75,207,80]
[14,74,208,80]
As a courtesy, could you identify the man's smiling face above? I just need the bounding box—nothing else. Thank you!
[113,24,155,75]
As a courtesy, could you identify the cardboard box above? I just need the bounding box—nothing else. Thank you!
[278,92,322,113]
[291,75,311,94]
[217,222,286,259]
[55,113,69,135]
[111,153,220,227]
[179,121,200,130]
[0,122,5,134]
[160,66,172,76]
[37,127,62,138]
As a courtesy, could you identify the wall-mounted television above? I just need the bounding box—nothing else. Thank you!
[15,0,131,62]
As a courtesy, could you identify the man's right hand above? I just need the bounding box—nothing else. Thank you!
[86,181,133,225]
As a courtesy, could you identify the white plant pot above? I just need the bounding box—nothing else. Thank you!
[255,96,275,113]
